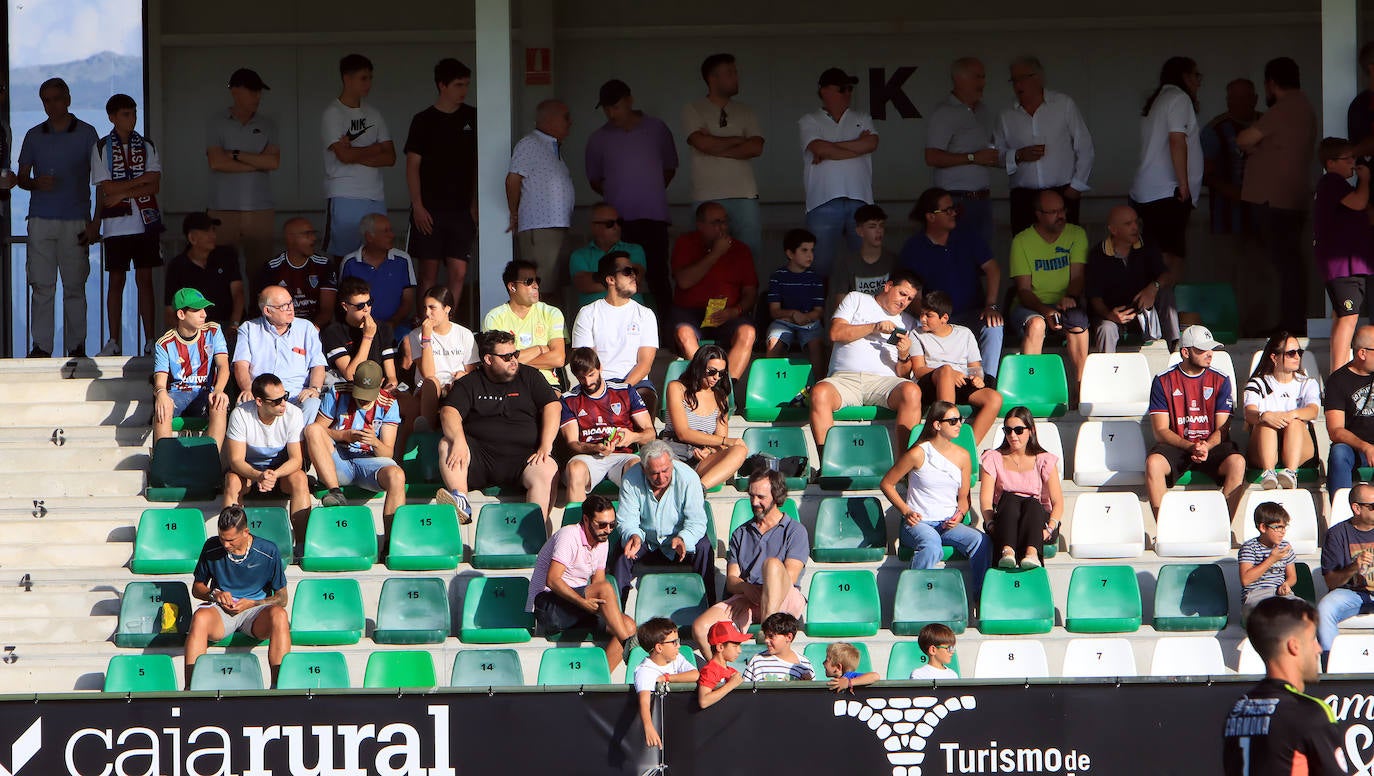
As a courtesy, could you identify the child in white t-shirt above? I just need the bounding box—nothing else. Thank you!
[908,623,960,680]
[633,617,698,749]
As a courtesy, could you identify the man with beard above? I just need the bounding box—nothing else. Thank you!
[560,347,656,503]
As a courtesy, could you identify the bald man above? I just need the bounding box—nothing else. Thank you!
[1325,325,1374,495]
[254,217,338,326]
[1085,205,1179,352]
[233,285,328,422]
[507,98,575,306]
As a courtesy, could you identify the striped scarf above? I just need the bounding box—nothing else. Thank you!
[101,130,163,232]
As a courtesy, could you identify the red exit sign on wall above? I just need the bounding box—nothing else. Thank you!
[526,48,552,85]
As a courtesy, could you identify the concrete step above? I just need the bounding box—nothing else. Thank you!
[0,543,131,570]
[0,447,147,473]
[0,355,152,380]
[0,425,151,449]
[0,616,114,645]
[0,590,120,619]
[2,401,150,427]
[0,378,152,403]
[0,470,145,498]
[0,519,135,544]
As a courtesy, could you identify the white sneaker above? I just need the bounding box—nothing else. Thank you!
[1019,554,1042,570]
[96,338,121,357]
[1277,468,1298,489]
[436,488,472,524]
[1260,469,1279,490]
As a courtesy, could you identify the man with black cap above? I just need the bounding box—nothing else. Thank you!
[800,67,878,279]
[303,359,407,530]
[163,212,244,341]
[206,68,279,282]
[584,78,678,313]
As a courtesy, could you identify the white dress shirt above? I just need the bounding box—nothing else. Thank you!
[993,89,1095,192]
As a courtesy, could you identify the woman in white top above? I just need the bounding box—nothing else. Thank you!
[662,345,748,490]
[881,401,991,595]
[399,286,477,430]
[1243,332,1321,489]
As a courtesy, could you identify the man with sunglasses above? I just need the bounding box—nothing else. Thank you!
[800,67,878,279]
[232,284,327,423]
[568,203,647,309]
[222,373,311,540]
[526,493,638,670]
[437,330,562,522]
[1324,325,1374,496]
[483,259,566,386]
[321,276,398,387]
[337,212,417,337]
[1317,483,1374,656]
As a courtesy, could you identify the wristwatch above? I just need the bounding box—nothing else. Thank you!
[966,152,975,163]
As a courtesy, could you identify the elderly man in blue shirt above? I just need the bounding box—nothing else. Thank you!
[233,284,327,423]
[610,439,718,605]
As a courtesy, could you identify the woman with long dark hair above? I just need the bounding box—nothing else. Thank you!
[1243,332,1320,489]
[661,344,748,489]
[1129,56,1203,277]
[979,406,1063,569]
[399,285,476,430]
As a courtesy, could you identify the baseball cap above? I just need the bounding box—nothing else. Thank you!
[228,68,270,91]
[351,360,384,403]
[1179,325,1224,351]
[707,620,750,646]
[595,79,632,109]
[173,288,214,311]
[182,211,222,237]
[818,67,859,88]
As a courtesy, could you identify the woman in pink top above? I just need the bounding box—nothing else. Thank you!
[979,406,1064,569]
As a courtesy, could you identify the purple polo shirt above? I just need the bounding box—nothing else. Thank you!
[583,114,678,223]
[1314,171,1374,281]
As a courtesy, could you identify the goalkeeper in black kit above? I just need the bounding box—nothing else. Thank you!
[1222,596,1347,775]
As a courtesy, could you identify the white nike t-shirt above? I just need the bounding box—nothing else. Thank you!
[321,99,391,200]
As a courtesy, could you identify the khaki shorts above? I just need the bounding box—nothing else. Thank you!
[706,587,807,631]
[821,371,910,410]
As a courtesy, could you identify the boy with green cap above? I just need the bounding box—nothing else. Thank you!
[152,287,230,447]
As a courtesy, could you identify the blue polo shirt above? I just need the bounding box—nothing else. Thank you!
[728,516,809,587]
[898,230,992,316]
[193,536,286,601]
[17,115,100,220]
[232,316,326,395]
[338,248,418,323]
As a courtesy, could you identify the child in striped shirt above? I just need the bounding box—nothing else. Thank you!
[1238,501,1298,616]
[742,612,814,681]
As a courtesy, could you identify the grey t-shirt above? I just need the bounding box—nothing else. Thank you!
[728,516,809,587]
[206,108,277,211]
[830,249,898,304]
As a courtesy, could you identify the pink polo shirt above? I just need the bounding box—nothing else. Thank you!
[525,523,610,612]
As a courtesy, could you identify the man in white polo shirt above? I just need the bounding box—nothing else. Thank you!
[570,250,661,417]
[799,67,878,279]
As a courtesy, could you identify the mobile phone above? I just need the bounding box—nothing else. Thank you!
[887,328,907,345]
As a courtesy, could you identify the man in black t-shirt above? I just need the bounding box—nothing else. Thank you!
[1222,596,1346,775]
[164,212,244,330]
[320,276,398,387]
[404,58,478,311]
[1324,326,1374,496]
[437,329,560,523]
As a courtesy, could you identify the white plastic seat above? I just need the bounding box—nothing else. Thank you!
[1327,635,1374,674]
[1238,491,1319,555]
[1060,638,1137,678]
[1154,491,1232,557]
[1068,492,1145,559]
[1248,349,1323,390]
[1079,353,1152,418]
[1149,637,1229,676]
[1072,420,1146,487]
[1331,488,1353,528]
[1165,350,1237,405]
[988,421,1064,478]
[972,639,1050,679]
[1236,639,1264,675]
[1342,614,1374,630]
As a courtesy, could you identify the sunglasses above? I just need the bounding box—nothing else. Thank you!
[592,219,622,228]
[490,351,520,362]
[1280,348,1304,358]
[344,299,372,310]
[259,394,289,406]
[704,367,726,378]
[930,207,959,216]
[615,266,638,277]
[1002,426,1029,436]
[514,277,541,286]
[591,519,618,530]
[938,415,963,425]
[1354,502,1374,510]
[718,107,728,128]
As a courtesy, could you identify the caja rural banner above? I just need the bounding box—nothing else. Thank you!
[7,679,1374,775]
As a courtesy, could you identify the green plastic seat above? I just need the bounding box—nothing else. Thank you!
[1064,565,1142,634]
[886,641,962,680]
[386,504,463,570]
[624,645,698,684]
[733,427,813,490]
[373,577,451,645]
[116,581,193,647]
[832,404,896,421]
[450,648,526,687]
[244,507,293,570]
[634,572,708,627]
[459,576,534,643]
[290,578,365,645]
[1153,563,1229,632]
[979,567,1054,635]
[104,654,178,693]
[130,508,208,574]
[537,645,612,685]
[189,653,264,691]
[561,500,619,528]
[1175,282,1239,343]
[1293,562,1317,604]
[805,570,881,637]
[472,502,547,569]
[996,354,1069,418]
[811,496,887,562]
[171,416,209,433]
[300,506,377,572]
[276,651,351,690]
[907,422,980,481]
[891,569,968,636]
[146,436,222,501]
[399,431,444,498]
[818,425,894,490]
[742,357,813,422]
[802,641,873,678]
[363,650,437,688]
[727,497,800,538]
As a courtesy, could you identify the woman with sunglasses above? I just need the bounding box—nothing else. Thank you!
[1243,332,1320,490]
[979,406,1063,569]
[399,286,477,433]
[661,344,748,490]
[882,401,990,593]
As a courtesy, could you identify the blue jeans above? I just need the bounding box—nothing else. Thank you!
[1329,443,1369,494]
[293,394,321,427]
[805,197,865,279]
[951,195,994,250]
[1318,588,1374,651]
[707,198,763,270]
[950,309,1004,379]
[901,520,991,597]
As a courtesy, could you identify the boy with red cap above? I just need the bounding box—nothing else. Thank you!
[697,620,748,709]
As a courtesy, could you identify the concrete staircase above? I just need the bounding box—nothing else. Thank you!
[0,341,1344,694]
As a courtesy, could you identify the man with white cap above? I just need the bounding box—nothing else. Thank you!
[1145,325,1245,518]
